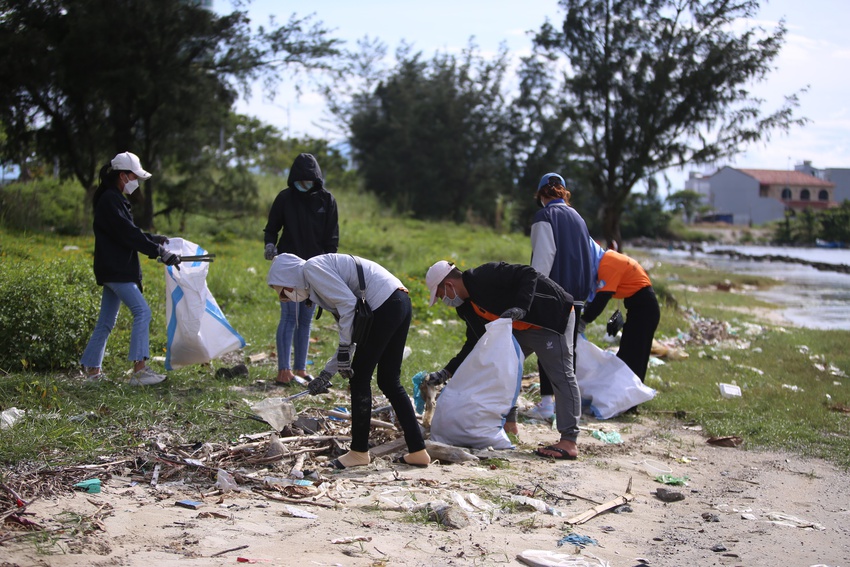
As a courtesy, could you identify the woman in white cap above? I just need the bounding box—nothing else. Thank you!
[268,253,430,469]
[79,152,181,386]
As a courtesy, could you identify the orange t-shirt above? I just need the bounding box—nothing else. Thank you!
[596,250,652,299]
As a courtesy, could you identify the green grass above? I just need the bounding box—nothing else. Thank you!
[1,181,849,470]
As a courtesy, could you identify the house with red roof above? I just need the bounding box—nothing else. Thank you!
[704,166,836,225]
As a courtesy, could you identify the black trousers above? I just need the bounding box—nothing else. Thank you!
[617,286,660,382]
[348,289,425,454]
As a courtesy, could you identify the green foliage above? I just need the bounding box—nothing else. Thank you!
[0,257,100,371]
[529,0,805,247]
[0,179,87,234]
[0,0,342,229]
[620,182,672,240]
[667,190,704,224]
[343,43,516,227]
[771,202,850,245]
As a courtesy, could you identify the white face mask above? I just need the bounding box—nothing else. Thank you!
[294,181,314,192]
[284,288,311,303]
[441,283,464,308]
[123,175,139,195]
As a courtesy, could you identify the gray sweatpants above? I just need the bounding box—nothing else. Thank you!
[514,310,580,443]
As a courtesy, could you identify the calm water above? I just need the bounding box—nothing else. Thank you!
[645,246,850,331]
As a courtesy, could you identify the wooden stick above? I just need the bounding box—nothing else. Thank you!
[565,478,634,525]
[252,488,335,509]
[210,544,249,557]
[325,410,397,430]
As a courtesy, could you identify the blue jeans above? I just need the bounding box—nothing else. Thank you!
[80,282,152,367]
[277,301,314,371]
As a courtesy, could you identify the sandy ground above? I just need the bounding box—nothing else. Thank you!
[3,413,848,567]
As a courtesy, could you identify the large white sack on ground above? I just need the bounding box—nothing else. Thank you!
[163,238,245,370]
[431,318,522,450]
[575,335,656,419]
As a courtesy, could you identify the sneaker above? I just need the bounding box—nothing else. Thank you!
[525,400,555,421]
[129,366,167,386]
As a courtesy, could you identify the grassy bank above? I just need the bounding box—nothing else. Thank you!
[1,183,848,470]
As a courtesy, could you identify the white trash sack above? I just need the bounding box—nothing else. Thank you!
[163,238,245,370]
[430,318,522,450]
[575,335,656,419]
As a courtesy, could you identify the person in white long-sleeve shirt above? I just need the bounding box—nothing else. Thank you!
[267,253,430,469]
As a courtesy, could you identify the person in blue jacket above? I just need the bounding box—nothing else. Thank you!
[527,172,595,420]
[80,152,181,386]
[264,153,339,385]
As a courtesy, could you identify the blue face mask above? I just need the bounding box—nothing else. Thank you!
[294,181,314,192]
[441,283,464,308]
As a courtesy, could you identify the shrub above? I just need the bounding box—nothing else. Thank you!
[0,259,100,371]
[0,179,87,235]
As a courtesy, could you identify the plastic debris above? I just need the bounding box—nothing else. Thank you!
[175,499,204,510]
[215,469,239,492]
[655,474,689,485]
[73,479,101,493]
[557,533,598,548]
[767,512,826,530]
[0,407,25,430]
[782,384,804,393]
[281,505,317,519]
[591,430,623,444]
[511,495,564,516]
[718,383,742,398]
[517,549,610,567]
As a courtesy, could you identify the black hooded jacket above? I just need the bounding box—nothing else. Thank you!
[91,186,161,292]
[263,153,339,259]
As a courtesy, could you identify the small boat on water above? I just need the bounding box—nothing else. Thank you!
[815,239,846,249]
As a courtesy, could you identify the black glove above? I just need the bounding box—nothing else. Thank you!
[337,345,353,379]
[607,309,624,337]
[158,246,181,269]
[264,243,276,261]
[426,368,450,386]
[152,234,169,245]
[308,370,333,395]
[499,307,526,321]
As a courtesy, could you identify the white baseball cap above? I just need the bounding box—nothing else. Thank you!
[426,260,455,306]
[111,152,152,180]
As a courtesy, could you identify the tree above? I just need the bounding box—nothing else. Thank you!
[341,43,516,226]
[0,0,341,229]
[667,189,704,224]
[529,0,806,249]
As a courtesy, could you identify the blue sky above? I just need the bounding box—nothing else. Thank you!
[215,0,850,190]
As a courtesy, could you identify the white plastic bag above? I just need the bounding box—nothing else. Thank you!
[163,238,245,370]
[430,318,522,450]
[575,336,656,419]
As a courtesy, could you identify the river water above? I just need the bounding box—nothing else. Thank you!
[643,245,850,331]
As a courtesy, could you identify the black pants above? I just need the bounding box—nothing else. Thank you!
[618,286,660,382]
[348,289,425,454]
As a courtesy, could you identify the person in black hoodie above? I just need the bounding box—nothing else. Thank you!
[425,260,581,460]
[264,153,339,385]
[80,152,181,386]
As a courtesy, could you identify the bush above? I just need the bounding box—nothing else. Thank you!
[0,258,100,371]
[0,179,87,235]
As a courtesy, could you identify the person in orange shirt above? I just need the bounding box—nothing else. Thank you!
[579,245,660,382]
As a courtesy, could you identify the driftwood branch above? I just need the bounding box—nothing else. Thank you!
[565,477,634,525]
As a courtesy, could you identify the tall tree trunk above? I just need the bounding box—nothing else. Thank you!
[601,202,623,251]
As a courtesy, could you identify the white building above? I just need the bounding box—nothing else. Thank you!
[702,166,836,226]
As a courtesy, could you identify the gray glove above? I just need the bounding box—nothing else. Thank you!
[427,368,450,386]
[264,243,276,261]
[337,345,353,380]
[500,307,526,321]
[308,370,333,395]
[158,246,181,269]
[577,318,587,336]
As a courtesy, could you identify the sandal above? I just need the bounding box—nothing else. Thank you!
[392,455,429,468]
[324,458,346,470]
[534,445,577,460]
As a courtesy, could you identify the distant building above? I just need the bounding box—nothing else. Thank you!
[794,161,850,204]
[700,166,836,225]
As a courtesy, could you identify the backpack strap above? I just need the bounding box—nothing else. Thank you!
[350,254,367,301]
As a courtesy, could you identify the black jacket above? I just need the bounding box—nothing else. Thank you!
[445,262,574,374]
[92,186,161,291]
[263,153,339,258]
